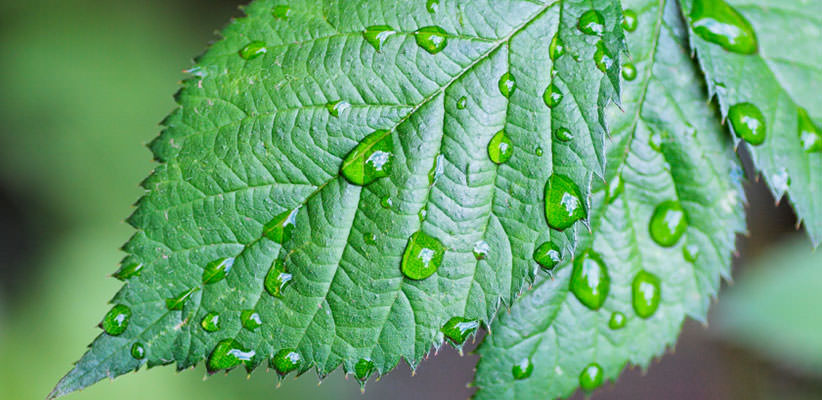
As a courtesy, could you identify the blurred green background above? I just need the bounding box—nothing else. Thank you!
[0,1,819,399]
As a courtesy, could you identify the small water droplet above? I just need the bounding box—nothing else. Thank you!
[578,10,605,36]
[401,231,446,280]
[570,251,609,310]
[271,349,302,375]
[202,257,235,284]
[207,339,255,372]
[771,168,791,193]
[683,242,700,263]
[594,41,614,72]
[608,312,626,330]
[354,358,376,381]
[649,131,663,151]
[364,232,378,246]
[102,304,131,336]
[415,26,448,54]
[544,174,586,231]
[579,363,604,391]
[326,100,351,117]
[512,357,534,380]
[426,0,439,13]
[240,310,262,331]
[535,146,544,157]
[549,34,565,61]
[456,96,468,110]
[690,0,758,54]
[649,201,687,247]
[131,342,146,360]
[632,270,661,319]
[239,41,267,60]
[498,73,517,98]
[113,262,143,281]
[554,127,574,142]
[543,83,563,108]
[264,258,293,298]
[418,208,428,221]
[429,154,445,185]
[606,173,624,204]
[798,108,822,152]
[622,63,637,81]
[201,312,221,332]
[473,240,490,260]
[380,195,393,209]
[533,241,562,270]
[341,130,394,185]
[363,25,396,52]
[272,5,292,19]
[487,130,514,164]
[441,317,479,346]
[166,287,199,311]
[728,102,766,145]
[622,9,638,32]
[263,208,300,244]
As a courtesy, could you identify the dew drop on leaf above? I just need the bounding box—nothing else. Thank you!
[364,232,378,246]
[549,34,565,61]
[201,312,221,332]
[533,241,562,270]
[798,107,822,153]
[354,358,376,382]
[102,305,131,336]
[426,0,439,13]
[649,200,687,247]
[579,363,604,391]
[429,154,445,185]
[570,251,610,310]
[535,146,544,157]
[326,100,351,117]
[543,83,563,108]
[363,25,396,52]
[341,130,394,186]
[498,73,517,98]
[441,317,479,346]
[689,0,758,54]
[415,26,448,54]
[202,257,234,284]
[264,258,293,298]
[240,310,262,331]
[594,41,614,72]
[512,357,533,380]
[649,130,663,151]
[578,10,605,36]
[487,130,513,164]
[632,270,662,319]
[113,262,143,281]
[238,41,267,60]
[456,96,468,110]
[473,240,490,260]
[728,102,766,145]
[622,62,637,81]
[380,195,393,209]
[608,311,626,330]
[544,174,586,231]
[272,5,292,19]
[622,9,638,32]
[271,349,302,375]
[683,242,700,263]
[263,208,300,244]
[207,339,255,372]
[165,287,199,311]
[131,342,146,360]
[554,127,574,142]
[401,231,446,280]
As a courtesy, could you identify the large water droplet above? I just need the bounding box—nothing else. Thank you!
[488,130,514,164]
[473,240,490,260]
[166,287,199,311]
[429,154,445,185]
[622,63,637,81]
[355,358,376,382]
[264,258,293,298]
[272,5,292,19]
[241,310,262,331]
[632,270,661,318]
[326,100,351,117]
[544,174,586,231]
[271,349,302,375]
[202,257,235,284]
[415,26,448,54]
[401,231,446,280]
[728,102,766,145]
[570,251,610,310]
[131,342,146,360]
[549,34,565,61]
[498,73,517,98]
[363,25,396,52]
[579,363,604,391]
[543,83,563,108]
[201,312,221,332]
[578,10,605,36]
[594,41,614,72]
[606,173,624,204]
[263,208,299,244]
[512,358,534,380]
[441,317,479,346]
[102,304,131,336]
[113,262,143,281]
[554,127,574,142]
[649,201,687,247]
[456,96,468,110]
[426,0,439,13]
[533,241,562,270]
[608,311,626,330]
[622,9,638,32]
[207,339,255,372]
[341,130,394,185]
[690,0,758,54]
[239,41,267,60]
[798,108,822,153]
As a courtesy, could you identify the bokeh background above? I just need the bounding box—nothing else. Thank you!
[0,1,820,399]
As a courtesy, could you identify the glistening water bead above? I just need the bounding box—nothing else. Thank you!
[632,271,662,318]
[238,41,267,60]
[207,339,255,372]
[487,130,513,164]
[102,304,131,336]
[609,312,626,330]
[441,317,479,346]
[689,0,758,54]
[241,310,262,331]
[533,241,562,270]
[326,100,351,117]
[263,208,299,244]
[549,34,565,60]
[544,174,586,230]
[798,108,822,153]
[512,358,534,380]
[264,258,293,298]
[649,200,687,247]
[201,312,220,332]
[728,102,766,145]
[622,9,638,32]
[363,25,396,52]
[579,363,604,391]
[355,358,377,381]
[400,231,446,280]
[622,63,637,81]
[202,257,234,284]
[131,343,146,360]
[271,349,302,375]
[570,251,610,310]
[341,130,394,186]
[578,10,605,36]
[543,83,563,108]
[498,73,517,98]
[415,26,448,54]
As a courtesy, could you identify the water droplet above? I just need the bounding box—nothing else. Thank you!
[649,200,688,247]
[207,339,255,372]
[690,0,758,54]
[380,195,393,209]
[554,127,574,142]
[426,0,439,13]
[456,96,468,110]
[354,358,376,381]
[606,173,624,204]
[131,342,146,360]
[498,73,517,98]
[798,108,822,152]
[771,168,791,193]
[364,232,378,246]
[487,130,514,164]
[441,317,479,346]
[622,9,638,32]
[632,270,661,319]
[113,262,144,281]
[649,131,663,151]
[272,5,292,19]
[608,312,626,330]
[535,146,544,157]
[578,10,605,36]
[241,310,262,331]
[166,287,199,311]
[473,240,490,260]
[201,312,221,332]
[239,41,267,60]
[271,349,302,375]
[415,26,448,54]
[622,63,637,81]
[570,251,610,310]
[263,208,299,244]
[543,83,563,108]
[683,242,700,263]
[533,241,562,270]
[363,25,396,52]
[264,258,293,298]
[594,41,614,72]
[579,363,604,391]
[418,208,428,221]
[549,34,565,61]
[544,174,586,231]
[102,304,131,336]
[326,100,351,117]
[341,130,394,185]
[512,358,534,380]
[401,231,446,280]
[429,154,445,185]
[202,257,235,284]
[728,102,766,145]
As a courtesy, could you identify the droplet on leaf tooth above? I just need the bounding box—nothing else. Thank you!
[533,241,562,270]
[632,271,662,319]
[131,342,146,360]
[798,108,822,153]
[622,9,638,32]
[622,63,637,81]
[102,304,131,336]
[271,349,302,375]
[728,102,766,145]
[415,26,448,54]
[202,257,234,284]
[649,200,687,247]
[578,10,605,36]
[579,363,604,391]
[570,251,610,310]
[238,41,267,60]
[207,339,255,372]
[272,5,292,19]
[498,72,517,98]
[341,130,394,186]
[544,174,586,231]
[201,312,221,332]
[326,100,351,117]
[487,130,513,164]
[240,310,262,331]
[608,312,626,330]
[165,287,199,311]
[264,258,293,298]
[549,34,565,61]
[354,358,376,381]
[263,208,299,244]
[363,25,396,52]
[401,231,446,280]
[594,41,614,72]
[473,240,490,260]
[113,262,143,281]
[543,83,563,108]
[425,0,439,13]
[554,127,574,142]
[512,358,533,380]
[456,96,468,110]
[690,0,758,54]
[441,317,479,346]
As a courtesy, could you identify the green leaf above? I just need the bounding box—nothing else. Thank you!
[679,0,822,246]
[50,0,626,397]
[473,0,746,398]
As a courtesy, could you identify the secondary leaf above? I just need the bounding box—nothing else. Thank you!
[473,0,745,398]
[50,0,626,397]
[679,0,822,246]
